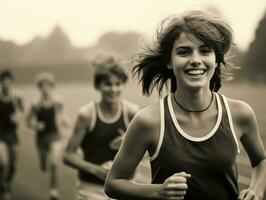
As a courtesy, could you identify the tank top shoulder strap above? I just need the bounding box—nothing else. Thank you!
[121,100,130,128]
[89,102,97,132]
[78,101,97,132]
[150,96,166,162]
[219,94,240,153]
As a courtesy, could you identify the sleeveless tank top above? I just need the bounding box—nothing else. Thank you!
[150,93,240,200]
[33,102,58,136]
[0,96,19,132]
[78,102,129,185]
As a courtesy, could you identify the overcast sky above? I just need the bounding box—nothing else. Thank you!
[0,0,265,51]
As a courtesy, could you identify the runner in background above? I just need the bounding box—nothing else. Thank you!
[64,55,139,200]
[27,72,69,200]
[0,69,24,200]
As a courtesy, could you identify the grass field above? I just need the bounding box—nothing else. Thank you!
[10,81,266,200]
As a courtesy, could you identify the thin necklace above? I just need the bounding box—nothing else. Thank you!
[173,92,214,113]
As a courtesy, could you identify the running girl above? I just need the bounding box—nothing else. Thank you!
[64,56,139,200]
[105,10,266,200]
[27,72,67,200]
[0,69,24,200]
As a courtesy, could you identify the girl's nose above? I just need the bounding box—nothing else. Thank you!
[189,52,202,67]
[111,85,119,92]
[190,61,201,68]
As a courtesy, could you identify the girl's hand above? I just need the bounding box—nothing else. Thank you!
[95,166,109,181]
[110,129,125,150]
[102,160,113,170]
[238,189,262,200]
[110,135,124,150]
[155,172,191,200]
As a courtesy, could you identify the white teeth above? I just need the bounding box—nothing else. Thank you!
[186,69,205,75]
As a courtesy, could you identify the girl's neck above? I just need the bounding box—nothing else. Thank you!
[41,92,51,99]
[0,88,12,102]
[174,87,213,112]
[1,88,11,97]
[40,93,53,105]
[99,100,120,114]
[98,99,122,122]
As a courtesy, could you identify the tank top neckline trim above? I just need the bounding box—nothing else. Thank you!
[167,92,222,142]
[96,101,122,124]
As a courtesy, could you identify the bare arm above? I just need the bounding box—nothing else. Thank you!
[231,100,266,200]
[55,98,71,130]
[10,95,24,121]
[63,111,108,179]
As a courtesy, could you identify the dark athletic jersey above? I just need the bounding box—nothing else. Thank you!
[0,94,22,145]
[150,93,240,200]
[31,100,60,136]
[0,95,22,132]
[78,101,130,185]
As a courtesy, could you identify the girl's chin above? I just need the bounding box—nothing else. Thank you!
[105,97,120,103]
[182,80,209,90]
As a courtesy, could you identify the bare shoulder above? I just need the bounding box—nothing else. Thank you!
[226,97,256,121]
[126,101,162,154]
[226,97,257,136]
[122,99,140,118]
[52,95,64,107]
[129,101,161,135]
[77,102,95,125]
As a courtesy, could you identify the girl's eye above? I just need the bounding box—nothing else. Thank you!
[200,46,213,54]
[176,48,191,56]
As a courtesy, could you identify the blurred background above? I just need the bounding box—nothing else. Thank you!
[0,0,266,199]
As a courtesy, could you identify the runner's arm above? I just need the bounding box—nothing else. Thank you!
[233,100,266,199]
[63,112,108,177]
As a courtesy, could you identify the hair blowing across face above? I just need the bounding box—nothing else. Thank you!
[132,10,235,96]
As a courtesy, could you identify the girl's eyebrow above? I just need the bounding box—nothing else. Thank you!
[175,44,210,49]
[200,44,210,48]
[175,46,191,50]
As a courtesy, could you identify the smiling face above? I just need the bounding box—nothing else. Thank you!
[168,32,217,91]
[98,74,123,104]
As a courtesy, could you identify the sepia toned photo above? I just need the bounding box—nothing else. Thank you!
[0,0,266,199]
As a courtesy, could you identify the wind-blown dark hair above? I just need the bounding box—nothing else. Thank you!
[132,10,235,96]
